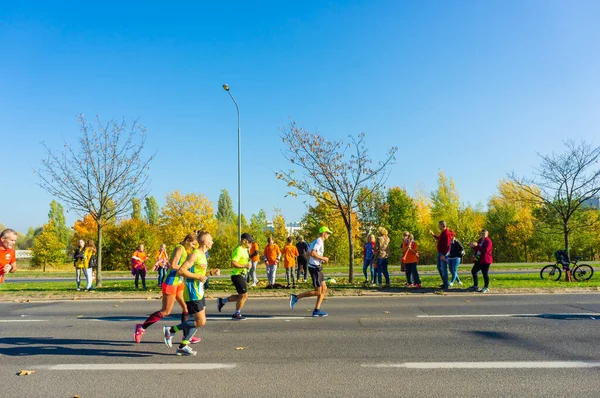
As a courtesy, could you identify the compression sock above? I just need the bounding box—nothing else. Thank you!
[142,311,163,329]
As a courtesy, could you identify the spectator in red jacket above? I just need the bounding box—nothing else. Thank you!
[469,230,493,293]
[430,220,451,290]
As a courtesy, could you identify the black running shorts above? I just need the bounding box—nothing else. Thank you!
[186,297,206,315]
[231,274,248,294]
[309,266,324,289]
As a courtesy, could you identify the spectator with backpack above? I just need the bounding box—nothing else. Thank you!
[296,235,309,282]
[447,230,464,287]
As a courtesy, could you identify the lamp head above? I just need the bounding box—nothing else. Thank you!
[222,84,229,91]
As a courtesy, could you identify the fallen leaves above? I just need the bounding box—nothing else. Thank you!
[235,347,246,351]
[17,370,34,376]
[465,300,472,303]
[383,311,391,314]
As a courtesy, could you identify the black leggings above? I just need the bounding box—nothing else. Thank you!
[134,269,146,288]
[471,262,490,288]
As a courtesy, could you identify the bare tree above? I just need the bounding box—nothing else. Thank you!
[276,121,397,282]
[509,140,600,253]
[35,114,153,287]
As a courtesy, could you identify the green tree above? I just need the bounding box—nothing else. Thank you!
[103,219,159,271]
[144,196,160,225]
[356,187,386,238]
[430,171,460,231]
[216,189,235,224]
[381,187,419,263]
[31,221,66,272]
[48,200,70,248]
[17,227,42,250]
[131,198,142,220]
[249,209,269,248]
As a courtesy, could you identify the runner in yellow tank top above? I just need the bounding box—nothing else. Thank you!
[134,233,198,343]
[163,231,220,356]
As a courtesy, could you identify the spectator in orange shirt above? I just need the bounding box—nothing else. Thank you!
[247,240,260,287]
[263,236,281,287]
[0,228,18,285]
[282,237,299,288]
[153,243,169,287]
[132,244,149,289]
[401,232,421,288]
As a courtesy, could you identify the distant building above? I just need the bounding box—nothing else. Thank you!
[265,221,303,236]
[582,197,599,209]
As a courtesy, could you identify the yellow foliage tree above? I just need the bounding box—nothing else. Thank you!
[158,191,217,247]
[272,208,288,247]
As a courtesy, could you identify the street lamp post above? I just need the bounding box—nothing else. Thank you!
[222,84,241,241]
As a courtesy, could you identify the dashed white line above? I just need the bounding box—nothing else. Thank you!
[416,313,600,318]
[362,361,600,369]
[36,363,236,371]
[0,320,47,323]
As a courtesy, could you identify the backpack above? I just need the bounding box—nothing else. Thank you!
[455,240,465,257]
[554,250,570,266]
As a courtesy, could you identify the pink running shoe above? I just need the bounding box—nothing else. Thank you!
[134,324,145,343]
[190,336,201,344]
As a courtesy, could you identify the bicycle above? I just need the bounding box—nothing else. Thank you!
[540,256,594,282]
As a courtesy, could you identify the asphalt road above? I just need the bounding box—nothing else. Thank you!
[2,294,600,397]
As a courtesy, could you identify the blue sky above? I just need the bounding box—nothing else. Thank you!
[1,0,599,234]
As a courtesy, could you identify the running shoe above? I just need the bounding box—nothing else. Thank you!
[217,298,225,313]
[468,285,479,292]
[190,336,201,344]
[312,309,328,317]
[231,313,246,321]
[480,287,489,293]
[134,324,145,343]
[163,326,173,348]
[414,284,421,288]
[176,345,197,356]
[289,294,298,309]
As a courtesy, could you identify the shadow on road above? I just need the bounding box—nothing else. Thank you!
[0,337,169,357]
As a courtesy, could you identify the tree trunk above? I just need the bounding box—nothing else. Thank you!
[347,217,354,283]
[563,222,569,254]
[96,223,103,288]
[524,242,528,263]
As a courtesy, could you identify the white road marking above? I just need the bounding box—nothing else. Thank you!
[416,313,600,318]
[0,320,47,323]
[86,316,309,322]
[36,363,236,371]
[362,361,600,369]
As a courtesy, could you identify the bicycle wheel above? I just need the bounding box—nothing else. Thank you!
[540,265,561,281]
[572,264,594,282]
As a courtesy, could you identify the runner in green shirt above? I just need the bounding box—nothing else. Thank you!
[217,232,254,320]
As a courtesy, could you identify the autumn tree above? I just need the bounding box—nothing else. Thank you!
[509,140,600,253]
[277,122,396,282]
[35,115,153,287]
[271,209,288,246]
[430,171,460,231]
[144,196,160,225]
[158,191,217,247]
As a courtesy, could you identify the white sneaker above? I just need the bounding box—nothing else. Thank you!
[458,281,463,286]
[251,283,257,287]
[449,282,454,287]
